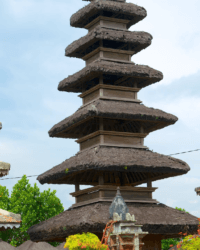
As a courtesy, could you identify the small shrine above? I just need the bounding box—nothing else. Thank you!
[28,0,199,249]
[104,187,148,250]
[0,122,21,232]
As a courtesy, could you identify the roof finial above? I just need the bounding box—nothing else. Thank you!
[117,186,121,196]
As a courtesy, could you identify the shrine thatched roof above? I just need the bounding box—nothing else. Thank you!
[48,99,177,139]
[0,240,66,249]
[65,27,152,58]
[0,161,10,177]
[70,1,146,29]
[0,209,21,232]
[0,241,16,250]
[58,59,163,93]
[37,145,189,186]
[27,202,199,242]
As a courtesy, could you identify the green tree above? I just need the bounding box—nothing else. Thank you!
[0,175,64,247]
[161,207,189,250]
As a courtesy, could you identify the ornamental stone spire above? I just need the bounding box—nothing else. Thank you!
[109,187,129,220]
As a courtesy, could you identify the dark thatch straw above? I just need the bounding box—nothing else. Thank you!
[27,202,199,242]
[65,27,152,58]
[70,0,146,29]
[58,59,163,93]
[37,145,189,185]
[48,99,177,138]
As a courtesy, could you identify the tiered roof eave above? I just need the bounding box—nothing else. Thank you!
[65,28,152,58]
[37,145,189,186]
[48,99,178,139]
[70,0,147,29]
[28,202,199,242]
[58,59,163,93]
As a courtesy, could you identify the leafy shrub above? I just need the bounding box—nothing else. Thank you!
[64,232,108,250]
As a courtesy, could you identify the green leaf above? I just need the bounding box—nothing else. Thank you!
[124,166,127,170]
[0,175,64,247]
[65,168,69,174]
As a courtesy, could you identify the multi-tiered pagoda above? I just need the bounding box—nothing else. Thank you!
[28,0,199,249]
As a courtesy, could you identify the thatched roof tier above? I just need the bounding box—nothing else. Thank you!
[65,27,152,58]
[0,241,16,250]
[58,59,163,93]
[48,99,177,139]
[70,1,146,29]
[0,161,11,177]
[27,202,199,242]
[0,209,21,232]
[37,145,189,186]
[0,240,66,249]
[195,187,200,195]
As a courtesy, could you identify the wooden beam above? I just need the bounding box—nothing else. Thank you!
[140,126,144,133]
[128,172,134,183]
[99,118,104,130]
[114,172,121,184]
[124,173,130,184]
[99,74,103,85]
[114,76,130,85]
[109,172,115,184]
[104,173,110,184]
[80,171,88,182]
[134,172,140,182]
[86,171,94,182]
[147,173,152,188]
[119,172,125,186]
[98,175,104,185]
[129,172,137,183]
[75,183,80,192]
[92,172,98,182]
[137,172,144,181]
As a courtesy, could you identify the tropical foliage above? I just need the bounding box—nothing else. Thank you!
[64,232,108,250]
[0,175,64,247]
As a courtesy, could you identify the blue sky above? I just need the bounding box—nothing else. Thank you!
[1,0,200,219]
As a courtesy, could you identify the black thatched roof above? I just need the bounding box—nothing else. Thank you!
[0,240,66,249]
[0,241,15,250]
[65,27,152,58]
[58,59,163,93]
[17,240,55,250]
[70,1,146,29]
[37,145,189,186]
[27,202,199,242]
[48,99,177,139]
